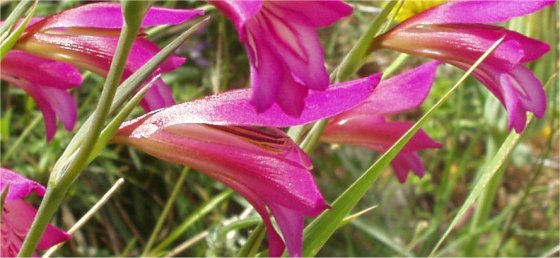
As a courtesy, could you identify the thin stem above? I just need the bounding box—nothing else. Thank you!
[382,53,409,78]
[42,178,126,257]
[17,5,146,255]
[0,0,32,39]
[1,114,41,163]
[165,231,209,257]
[142,168,190,256]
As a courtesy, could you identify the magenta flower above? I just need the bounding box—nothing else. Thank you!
[0,167,71,256]
[322,62,442,183]
[373,0,554,132]
[211,0,353,116]
[13,2,204,111]
[0,50,83,140]
[113,74,381,256]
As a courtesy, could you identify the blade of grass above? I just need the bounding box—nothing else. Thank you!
[237,223,265,257]
[1,114,41,163]
[0,0,37,60]
[301,37,505,257]
[142,167,190,256]
[351,219,413,257]
[429,111,535,256]
[0,0,33,41]
[42,178,126,257]
[151,189,234,253]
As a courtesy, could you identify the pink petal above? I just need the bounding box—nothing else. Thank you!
[253,6,329,91]
[246,27,284,112]
[402,0,555,26]
[1,51,82,89]
[324,119,442,153]
[463,63,545,133]
[276,73,309,117]
[210,0,262,38]
[28,2,203,32]
[323,114,441,183]
[119,74,380,130]
[1,77,75,141]
[36,86,78,132]
[0,168,45,201]
[392,152,425,183]
[349,61,440,116]
[505,65,547,118]
[268,203,305,257]
[139,78,176,112]
[2,200,70,254]
[264,1,353,27]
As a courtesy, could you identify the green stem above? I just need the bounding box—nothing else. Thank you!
[297,1,400,153]
[1,114,41,164]
[300,119,329,153]
[382,53,409,78]
[0,0,36,60]
[237,223,265,257]
[17,3,148,256]
[152,189,234,253]
[0,0,33,39]
[142,168,190,256]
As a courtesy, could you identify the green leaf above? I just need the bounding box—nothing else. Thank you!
[335,0,398,82]
[428,124,531,256]
[301,37,505,257]
[152,189,234,253]
[0,0,37,60]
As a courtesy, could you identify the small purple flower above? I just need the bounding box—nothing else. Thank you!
[0,51,83,141]
[1,167,71,256]
[14,2,204,111]
[374,0,554,132]
[323,62,442,182]
[113,74,381,256]
[211,0,353,116]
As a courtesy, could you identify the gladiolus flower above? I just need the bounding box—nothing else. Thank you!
[373,0,554,132]
[0,167,71,256]
[0,50,82,140]
[211,0,353,116]
[322,62,442,183]
[113,74,381,257]
[13,2,204,111]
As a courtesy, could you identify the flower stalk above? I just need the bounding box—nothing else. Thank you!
[17,2,149,256]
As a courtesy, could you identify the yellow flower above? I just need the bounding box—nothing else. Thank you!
[386,0,447,22]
